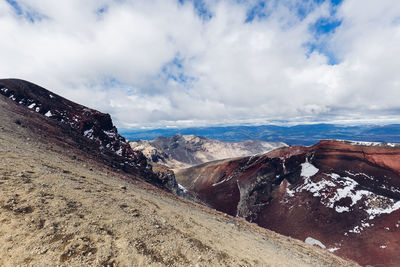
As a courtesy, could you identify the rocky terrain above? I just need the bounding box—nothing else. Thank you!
[129,134,286,169]
[175,140,400,267]
[0,79,177,193]
[0,79,358,266]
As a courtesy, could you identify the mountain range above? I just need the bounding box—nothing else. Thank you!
[129,134,286,168]
[121,124,400,146]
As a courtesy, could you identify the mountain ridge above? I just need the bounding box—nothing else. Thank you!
[0,78,178,193]
[129,133,287,168]
[121,124,400,146]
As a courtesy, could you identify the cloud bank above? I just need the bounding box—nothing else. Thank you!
[1,0,400,128]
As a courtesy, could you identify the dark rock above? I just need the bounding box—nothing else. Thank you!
[0,78,179,193]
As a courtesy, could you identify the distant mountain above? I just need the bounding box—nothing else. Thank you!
[175,140,400,267]
[129,134,287,168]
[121,124,400,146]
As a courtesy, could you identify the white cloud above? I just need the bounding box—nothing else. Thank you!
[0,0,400,128]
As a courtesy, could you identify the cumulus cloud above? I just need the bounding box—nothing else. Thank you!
[0,0,399,128]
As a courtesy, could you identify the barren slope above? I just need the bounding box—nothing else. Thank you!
[0,84,358,266]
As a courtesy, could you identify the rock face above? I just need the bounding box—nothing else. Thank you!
[129,134,287,168]
[0,79,178,192]
[175,140,400,267]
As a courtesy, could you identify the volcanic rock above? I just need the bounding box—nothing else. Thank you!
[0,78,178,192]
[175,140,400,267]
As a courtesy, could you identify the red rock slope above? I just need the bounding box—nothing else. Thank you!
[0,78,178,192]
[175,140,400,267]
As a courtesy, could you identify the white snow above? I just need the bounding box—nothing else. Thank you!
[345,170,374,180]
[293,169,400,223]
[49,94,54,98]
[35,107,40,112]
[115,147,123,156]
[103,130,116,138]
[44,111,52,117]
[301,179,335,198]
[28,103,36,109]
[335,206,350,213]
[361,221,371,228]
[305,237,326,249]
[328,247,340,252]
[366,201,400,219]
[178,184,188,193]
[286,187,295,197]
[350,141,381,146]
[83,129,94,139]
[380,245,387,249]
[337,140,399,147]
[301,161,319,178]
[212,178,227,187]
[324,174,373,210]
[0,87,8,92]
[349,225,362,233]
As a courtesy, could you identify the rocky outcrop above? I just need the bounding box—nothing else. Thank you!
[129,134,287,169]
[175,140,400,267]
[0,79,178,192]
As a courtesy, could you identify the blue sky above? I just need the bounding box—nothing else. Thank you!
[1,0,400,128]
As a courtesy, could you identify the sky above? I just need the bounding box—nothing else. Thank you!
[1,0,400,128]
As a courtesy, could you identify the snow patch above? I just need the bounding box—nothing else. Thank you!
[83,129,94,139]
[349,225,363,233]
[328,247,340,252]
[301,161,319,178]
[350,141,381,146]
[103,130,116,138]
[305,237,326,249]
[115,147,123,156]
[366,201,400,219]
[28,103,36,109]
[35,107,40,112]
[342,140,400,147]
[335,206,350,213]
[45,111,52,117]
[178,184,188,193]
[212,178,227,187]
